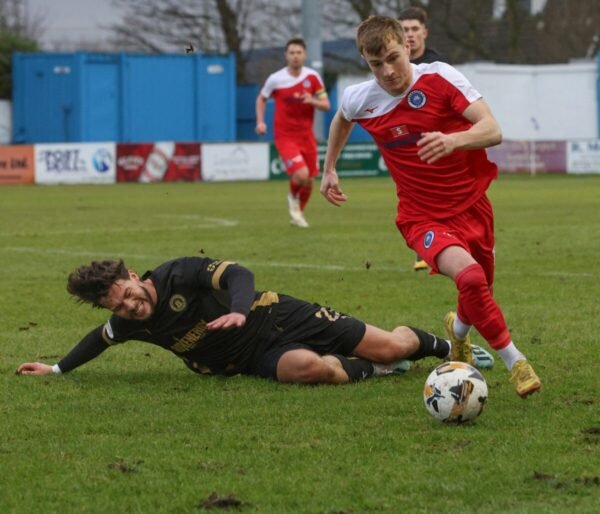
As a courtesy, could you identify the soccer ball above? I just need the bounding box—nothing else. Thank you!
[423,362,488,423]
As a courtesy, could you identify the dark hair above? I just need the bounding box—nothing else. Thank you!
[356,16,405,56]
[398,6,428,26]
[67,260,129,308]
[286,37,306,50]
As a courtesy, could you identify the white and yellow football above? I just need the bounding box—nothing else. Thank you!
[423,361,488,423]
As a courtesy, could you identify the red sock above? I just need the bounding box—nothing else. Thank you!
[299,183,313,211]
[455,263,511,350]
[290,180,301,198]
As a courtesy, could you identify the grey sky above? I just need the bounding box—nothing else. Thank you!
[28,0,124,48]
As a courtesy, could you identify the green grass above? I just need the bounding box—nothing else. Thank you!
[1,175,598,513]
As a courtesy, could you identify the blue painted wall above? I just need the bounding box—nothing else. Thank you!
[12,52,236,143]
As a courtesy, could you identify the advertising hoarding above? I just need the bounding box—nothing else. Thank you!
[202,143,269,182]
[35,143,116,184]
[567,139,600,174]
[117,142,201,182]
[0,145,34,184]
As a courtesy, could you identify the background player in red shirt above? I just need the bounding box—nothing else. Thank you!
[256,38,330,228]
[320,16,541,398]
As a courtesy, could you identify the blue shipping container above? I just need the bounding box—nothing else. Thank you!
[12,52,236,144]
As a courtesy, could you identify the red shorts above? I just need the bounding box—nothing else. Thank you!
[275,137,319,176]
[397,195,496,286]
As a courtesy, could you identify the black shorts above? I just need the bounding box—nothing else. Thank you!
[251,294,366,380]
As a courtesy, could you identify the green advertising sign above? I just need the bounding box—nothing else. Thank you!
[269,143,389,180]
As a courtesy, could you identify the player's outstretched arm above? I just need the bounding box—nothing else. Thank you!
[321,110,354,206]
[17,326,110,377]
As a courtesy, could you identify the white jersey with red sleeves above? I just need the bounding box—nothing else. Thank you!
[261,66,326,140]
[341,62,498,224]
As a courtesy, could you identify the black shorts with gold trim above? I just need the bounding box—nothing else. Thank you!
[251,294,366,380]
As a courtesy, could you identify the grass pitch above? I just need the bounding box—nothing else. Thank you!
[1,175,598,513]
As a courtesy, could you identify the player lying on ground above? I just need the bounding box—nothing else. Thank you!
[17,256,493,383]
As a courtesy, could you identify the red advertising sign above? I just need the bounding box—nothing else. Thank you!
[116,143,201,182]
[0,145,34,184]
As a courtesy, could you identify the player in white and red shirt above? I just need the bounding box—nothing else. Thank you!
[256,37,330,228]
[321,16,541,398]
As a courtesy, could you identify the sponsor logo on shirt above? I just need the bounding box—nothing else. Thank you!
[171,320,207,353]
[169,294,187,312]
[424,230,435,249]
[390,125,409,138]
[408,90,427,109]
[380,132,421,149]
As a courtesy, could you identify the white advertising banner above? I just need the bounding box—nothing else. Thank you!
[0,100,11,145]
[35,143,116,184]
[567,139,600,174]
[202,143,269,182]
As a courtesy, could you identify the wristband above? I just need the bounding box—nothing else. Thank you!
[52,364,62,375]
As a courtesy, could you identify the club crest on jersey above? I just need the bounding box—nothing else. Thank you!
[302,79,311,88]
[424,230,435,249]
[390,125,409,138]
[408,90,427,109]
[169,294,187,312]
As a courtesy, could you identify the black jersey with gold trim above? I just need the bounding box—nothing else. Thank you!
[102,257,278,375]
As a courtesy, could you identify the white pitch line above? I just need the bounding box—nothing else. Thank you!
[2,246,165,260]
[0,217,239,237]
[0,246,595,278]
[244,260,387,272]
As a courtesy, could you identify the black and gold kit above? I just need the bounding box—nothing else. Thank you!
[57,257,366,379]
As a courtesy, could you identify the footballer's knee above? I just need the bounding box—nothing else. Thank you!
[370,330,413,362]
[455,263,488,291]
[292,168,310,186]
[388,326,419,359]
[354,324,414,363]
[276,350,335,384]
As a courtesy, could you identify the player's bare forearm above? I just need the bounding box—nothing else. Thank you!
[321,110,353,206]
[324,110,353,173]
[417,100,501,163]
[313,96,331,112]
[456,99,502,150]
[255,95,268,134]
[452,116,502,150]
[301,92,330,112]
